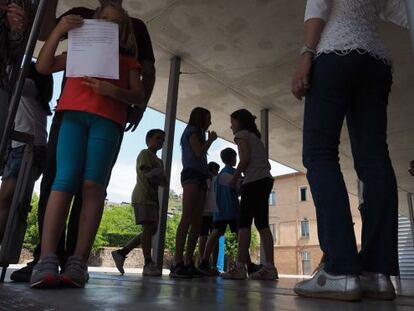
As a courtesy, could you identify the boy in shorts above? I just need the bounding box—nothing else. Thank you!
[112,129,166,276]
[198,162,220,275]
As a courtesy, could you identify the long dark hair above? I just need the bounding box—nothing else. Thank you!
[187,107,211,143]
[231,109,261,139]
[28,62,53,115]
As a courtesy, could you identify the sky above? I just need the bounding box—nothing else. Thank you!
[33,72,296,203]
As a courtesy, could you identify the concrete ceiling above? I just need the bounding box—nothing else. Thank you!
[52,0,414,213]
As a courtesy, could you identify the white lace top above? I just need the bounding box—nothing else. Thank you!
[305,0,409,62]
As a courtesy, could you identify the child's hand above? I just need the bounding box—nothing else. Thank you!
[208,131,218,142]
[7,3,28,33]
[55,15,84,36]
[82,77,115,97]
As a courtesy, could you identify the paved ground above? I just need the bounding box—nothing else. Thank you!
[1,268,414,311]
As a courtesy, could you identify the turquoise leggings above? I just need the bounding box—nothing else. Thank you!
[52,111,121,194]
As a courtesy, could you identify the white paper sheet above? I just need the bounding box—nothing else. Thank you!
[66,19,119,80]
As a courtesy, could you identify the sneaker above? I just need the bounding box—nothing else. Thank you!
[111,250,126,274]
[11,260,37,282]
[221,263,247,280]
[143,262,162,277]
[60,256,88,288]
[186,264,204,278]
[247,263,262,276]
[198,261,219,277]
[294,267,362,301]
[29,255,60,289]
[360,272,396,300]
[169,262,192,279]
[249,265,279,280]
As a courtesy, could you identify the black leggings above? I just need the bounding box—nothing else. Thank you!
[239,177,273,231]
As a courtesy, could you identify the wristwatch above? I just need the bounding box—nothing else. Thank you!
[300,46,316,56]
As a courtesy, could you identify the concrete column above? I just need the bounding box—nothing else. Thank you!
[405,0,414,52]
[261,109,269,157]
[153,56,181,270]
[260,109,270,265]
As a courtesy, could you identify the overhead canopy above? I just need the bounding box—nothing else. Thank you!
[38,0,414,213]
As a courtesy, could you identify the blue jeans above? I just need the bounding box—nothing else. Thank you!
[303,51,398,275]
[52,111,121,194]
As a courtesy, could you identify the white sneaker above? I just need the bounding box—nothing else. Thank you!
[249,265,279,280]
[111,250,126,274]
[143,262,162,276]
[221,263,247,280]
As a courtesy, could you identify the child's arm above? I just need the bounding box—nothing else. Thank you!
[82,69,145,108]
[230,138,250,188]
[189,130,217,158]
[36,15,84,74]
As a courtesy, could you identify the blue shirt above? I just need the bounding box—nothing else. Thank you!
[214,166,239,221]
[180,125,208,175]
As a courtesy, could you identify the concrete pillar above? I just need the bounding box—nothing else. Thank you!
[405,0,414,52]
[153,56,181,270]
[260,109,270,265]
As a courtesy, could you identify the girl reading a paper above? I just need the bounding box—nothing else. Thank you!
[30,2,145,289]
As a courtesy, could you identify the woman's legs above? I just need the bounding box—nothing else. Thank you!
[303,53,360,275]
[346,57,397,275]
[237,228,251,265]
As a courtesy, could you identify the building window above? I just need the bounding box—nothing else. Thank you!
[269,191,276,206]
[302,251,312,275]
[301,218,310,238]
[299,186,308,202]
[269,223,276,242]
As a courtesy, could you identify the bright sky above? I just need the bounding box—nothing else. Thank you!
[34,72,296,203]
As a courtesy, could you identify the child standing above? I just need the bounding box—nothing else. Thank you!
[30,2,145,288]
[112,129,166,277]
[197,161,220,274]
[170,107,217,278]
[198,148,260,276]
[0,62,53,242]
[221,109,278,280]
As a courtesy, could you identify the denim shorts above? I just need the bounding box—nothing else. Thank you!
[2,145,46,180]
[180,168,208,190]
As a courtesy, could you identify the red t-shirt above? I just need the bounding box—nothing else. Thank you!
[57,55,141,126]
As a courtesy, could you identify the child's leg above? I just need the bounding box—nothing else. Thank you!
[237,228,251,265]
[185,188,205,265]
[41,112,88,258]
[119,234,142,256]
[73,114,121,260]
[253,178,275,266]
[73,181,105,260]
[202,229,221,262]
[0,177,16,241]
[174,183,201,264]
[198,236,207,263]
[212,240,219,266]
[141,222,157,264]
[237,184,254,265]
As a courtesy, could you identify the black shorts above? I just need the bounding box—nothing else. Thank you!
[239,177,273,231]
[200,215,214,236]
[213,219,239,236]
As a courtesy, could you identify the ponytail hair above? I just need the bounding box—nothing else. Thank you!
[230,109,261,139]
